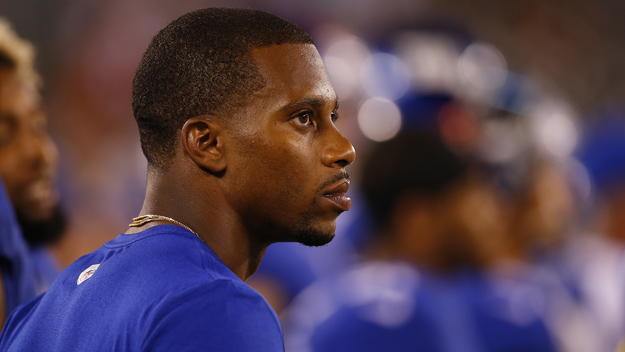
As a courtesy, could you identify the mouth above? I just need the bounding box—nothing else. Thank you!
[322,180,351,212]
[22,178,58,214]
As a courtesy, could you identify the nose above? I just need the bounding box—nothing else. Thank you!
[322,128,356,168]
[22,129,58,174]
[39,134,59,172]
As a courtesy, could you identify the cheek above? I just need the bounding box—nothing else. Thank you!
[267,141,316,196]
[0,152,28,204]
[233,138,316,207]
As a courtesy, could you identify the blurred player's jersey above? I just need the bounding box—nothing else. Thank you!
[283,261,556,352]
[0,225,283,351]
[547,235,625,352]
[29,247,61,295]
[0,178,37,315]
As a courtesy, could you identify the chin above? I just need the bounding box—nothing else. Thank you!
[286,212,337,247]
[294,228,335,247]
[16,204,67,247]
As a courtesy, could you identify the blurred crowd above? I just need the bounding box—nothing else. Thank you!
[2,1,625,351]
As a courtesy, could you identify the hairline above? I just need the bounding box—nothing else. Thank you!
[150,42,323,172]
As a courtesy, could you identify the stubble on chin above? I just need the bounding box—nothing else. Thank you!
[292,203,336,247]
[283,179,343,247]
[294,227,335,247]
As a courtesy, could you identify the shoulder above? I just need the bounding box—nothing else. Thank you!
[0,293,45,350]
[0,179,37,312]
[63,226,225,288]
[160,277,277,319]
[142,279,283,351]
[284,262,440,352]
[287,261,422,325]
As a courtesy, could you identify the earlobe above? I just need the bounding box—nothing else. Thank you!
[181,116,227,173]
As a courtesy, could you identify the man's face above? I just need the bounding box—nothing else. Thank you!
[224,43,355,247]
[0,67,59,224]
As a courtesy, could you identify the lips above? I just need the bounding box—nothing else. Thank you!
[323,180,351,212]
[21,178,58,214]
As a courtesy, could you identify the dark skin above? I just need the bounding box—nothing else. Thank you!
[0,68,58,222]
[0,67,58,328]
[126,43,355,281]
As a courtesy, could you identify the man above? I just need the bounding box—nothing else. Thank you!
[0,7,354,351]
[0,18,64,296]
[0,18,58,328]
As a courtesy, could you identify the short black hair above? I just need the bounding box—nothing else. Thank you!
[361,132,469,229]
[132,8,314,169]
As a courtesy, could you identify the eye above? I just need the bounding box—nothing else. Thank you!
[293,111,314,127]
[331,111,339,122]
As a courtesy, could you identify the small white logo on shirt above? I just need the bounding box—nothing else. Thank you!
[77,264,100,285]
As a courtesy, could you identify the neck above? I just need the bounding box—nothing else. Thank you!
[126,165,268,281]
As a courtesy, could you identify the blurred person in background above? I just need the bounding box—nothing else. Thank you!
[283,129,558,352]
[0,17,55,328]
[560,115,625,352]
[500,160,575,258]
[0,19,65,295]
[486,109,625,352]
[488,154,600,352]
[0,176,36,329]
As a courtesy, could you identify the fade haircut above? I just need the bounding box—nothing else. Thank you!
[132,8,314,169]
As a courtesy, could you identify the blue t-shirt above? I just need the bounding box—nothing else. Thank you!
[0,225,284,352]
[29,246,61,295]
[0,179,37,315]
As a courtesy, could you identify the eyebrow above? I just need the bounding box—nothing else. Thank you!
[280,97,340,112]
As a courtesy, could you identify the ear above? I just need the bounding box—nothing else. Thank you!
[181,116,227,173]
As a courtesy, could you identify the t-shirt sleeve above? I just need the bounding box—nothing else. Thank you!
[141,280,284,352]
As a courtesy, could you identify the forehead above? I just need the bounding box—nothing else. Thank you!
[248,43,336,110]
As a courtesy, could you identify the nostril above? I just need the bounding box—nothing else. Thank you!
[335,159,349,168]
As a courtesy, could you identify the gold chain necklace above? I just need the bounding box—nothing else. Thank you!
[129,214,201,239]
